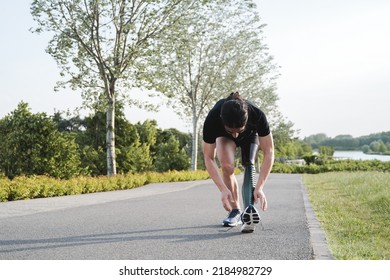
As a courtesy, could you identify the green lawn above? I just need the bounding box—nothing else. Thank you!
[303,171,389,259]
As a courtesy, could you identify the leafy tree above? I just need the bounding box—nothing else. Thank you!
[272,118,298,157]
[303,133,329,149]
[0,102,82,179]
[303,131,390,154]
[155,136,190,171]
[79,145,106,175]
[144,0,278,170]
[319,146,334,158]
[362,145,370,153]
[275,139,312,161]
[71,108,155,175]
[157,128,191,152]
[135,120,159,159]
[136,120,158,146]
[53,109,192,174]
[52,111,85,132]
[118,137,153,173]
[156,127,192,169]
[320,134,360,150]
[31,0,199,175]
[369,141,381,153]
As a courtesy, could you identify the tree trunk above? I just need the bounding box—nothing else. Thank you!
[191,115,198,171]
[106,98,117,176]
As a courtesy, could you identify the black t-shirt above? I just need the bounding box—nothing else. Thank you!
[203,98,270,144]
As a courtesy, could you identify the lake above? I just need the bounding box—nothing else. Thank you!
[333,151,390,162]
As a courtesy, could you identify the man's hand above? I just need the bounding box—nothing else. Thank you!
[253,188,267,211]
[221,189,233,212]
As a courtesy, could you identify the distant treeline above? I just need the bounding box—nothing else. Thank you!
[303,132,390,154]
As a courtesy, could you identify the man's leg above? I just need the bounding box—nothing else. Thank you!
[240,135,259,208]
[240,134,261,233]
[216,137,240,210]
[215,137,242,227]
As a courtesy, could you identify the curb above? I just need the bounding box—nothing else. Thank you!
[300,176,334,260]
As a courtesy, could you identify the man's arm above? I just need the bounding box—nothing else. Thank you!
[202,141,233,211]
[254,133,274,210]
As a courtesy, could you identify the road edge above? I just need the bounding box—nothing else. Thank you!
[300,175,334,260]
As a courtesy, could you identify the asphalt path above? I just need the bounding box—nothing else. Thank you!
[0,173,332,260]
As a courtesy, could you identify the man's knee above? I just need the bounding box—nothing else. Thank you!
[220,162,235,176]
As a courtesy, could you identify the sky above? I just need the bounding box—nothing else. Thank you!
[1,0,389,138]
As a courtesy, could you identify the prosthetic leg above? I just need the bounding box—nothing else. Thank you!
[242,143,257,208]
[241,140,262,233]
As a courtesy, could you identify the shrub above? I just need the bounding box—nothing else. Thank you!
[0,170,214,202]
[0,102,83,179]
[0,178,10,202]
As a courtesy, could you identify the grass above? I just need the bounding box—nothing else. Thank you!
[303,171,390,259]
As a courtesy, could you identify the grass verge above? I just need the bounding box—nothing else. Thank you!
[303,171,389,259]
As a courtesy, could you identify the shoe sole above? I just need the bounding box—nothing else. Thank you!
[240,205,260,233]
[222,220,242,227]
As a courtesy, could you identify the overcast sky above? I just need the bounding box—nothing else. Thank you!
[1,0,389,138]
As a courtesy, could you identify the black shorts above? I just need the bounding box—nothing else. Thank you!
[227,131,259,166]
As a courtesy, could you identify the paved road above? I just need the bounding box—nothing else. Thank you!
[0,174,332,260]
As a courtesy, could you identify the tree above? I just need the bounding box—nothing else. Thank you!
[303,133,329,149]
[144,0,278,170]
[318,146,334,158]
[379,141,387,153]
[272,118,297,152]
[369,141,381,153]
[0,102,82,179]
[52,109,192,174]
[52,110,85,132]
[72,107,154,175]
[157,128,191,152]
[362,144,370,153]
[155,136,190,171]
[135,119,158,159]
[31,0,198,176]
[118,137,153,173]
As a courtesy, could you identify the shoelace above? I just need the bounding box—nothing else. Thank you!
[227,209,241,219]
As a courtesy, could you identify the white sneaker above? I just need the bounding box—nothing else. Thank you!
[222,209,242,227]
[240,205,260,233]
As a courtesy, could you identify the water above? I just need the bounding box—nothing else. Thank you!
[333,150,390,162]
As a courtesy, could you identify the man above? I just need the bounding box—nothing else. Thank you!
[202,92,274,233]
